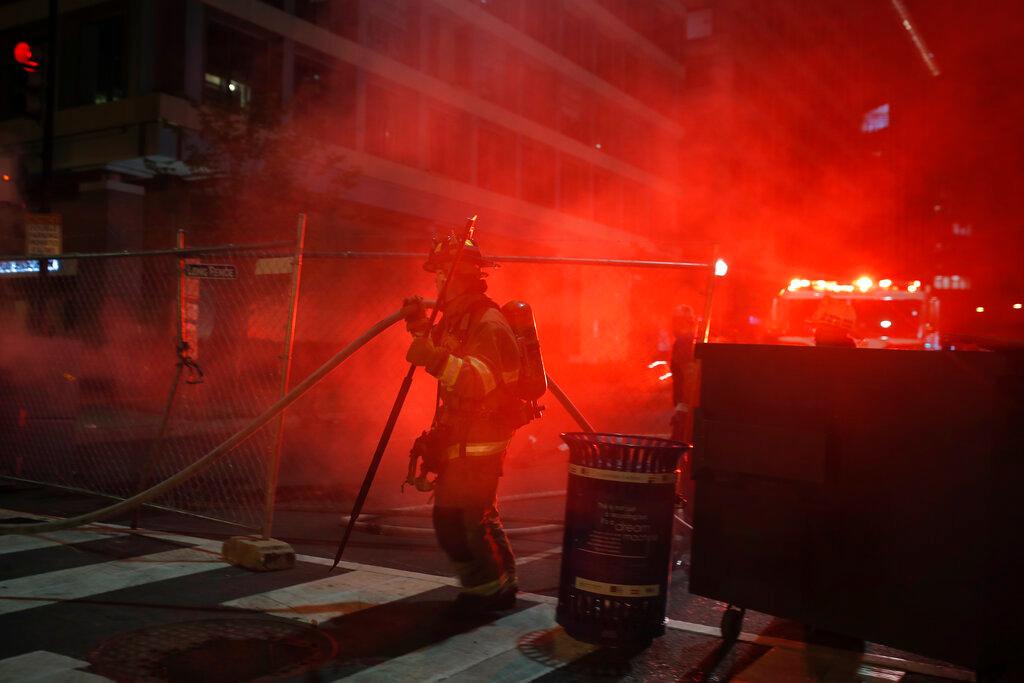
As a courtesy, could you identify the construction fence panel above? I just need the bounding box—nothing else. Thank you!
[0,245,294,529]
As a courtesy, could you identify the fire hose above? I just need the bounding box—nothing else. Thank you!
[0,302,595,536]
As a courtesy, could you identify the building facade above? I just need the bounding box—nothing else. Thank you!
[1,0,695,258]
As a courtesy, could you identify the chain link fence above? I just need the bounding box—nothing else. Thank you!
[1,228,715,532]
[0,241,295,529]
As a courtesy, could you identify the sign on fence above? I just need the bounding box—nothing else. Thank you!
[255,257,292,275]
[182,260,200,359]
[185,263,237,279]
[25,213,62,256]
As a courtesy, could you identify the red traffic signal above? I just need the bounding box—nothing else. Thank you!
[14,41,39,73]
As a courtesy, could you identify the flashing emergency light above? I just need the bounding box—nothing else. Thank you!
[880,320,893,329]
[976,306,985,313]
[1014,303,1022,310]
[13,41,39,72]
[714,258,728,277]
[786,277,921,295]
[2,174,10,182]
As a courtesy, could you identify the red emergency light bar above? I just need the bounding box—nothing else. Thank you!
[785,277,922,295]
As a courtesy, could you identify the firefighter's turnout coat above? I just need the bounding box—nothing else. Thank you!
[426,290,521,596]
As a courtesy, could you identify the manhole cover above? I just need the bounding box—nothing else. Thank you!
[89,618,337,682]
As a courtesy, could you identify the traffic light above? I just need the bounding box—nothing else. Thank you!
[13,41,39,72]
[10,39,47,121]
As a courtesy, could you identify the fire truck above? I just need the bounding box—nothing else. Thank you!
[769,277,941,349]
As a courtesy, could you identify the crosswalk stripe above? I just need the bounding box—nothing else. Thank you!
[223,570,444,624]
[0,529,118,556]
[442,624,597,682]
[0,547,224,616]
[338,604,588,682]
[0,650,108,682]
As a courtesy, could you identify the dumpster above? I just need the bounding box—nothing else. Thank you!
[556,432,688,648]
[690,343,1024,676]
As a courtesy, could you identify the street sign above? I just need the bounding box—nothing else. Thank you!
[185,263,236,279]
[25,213,61,255]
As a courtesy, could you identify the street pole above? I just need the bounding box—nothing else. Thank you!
[700,244,719,343]
[40,0,57,214]
[261,213,306,539]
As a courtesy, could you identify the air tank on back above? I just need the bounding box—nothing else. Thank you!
[501,300,547,401]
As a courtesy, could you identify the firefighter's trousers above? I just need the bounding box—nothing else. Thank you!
[432,452,516,597]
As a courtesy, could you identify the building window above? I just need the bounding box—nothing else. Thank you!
[594,33,622,86]
[622,180,652,236]
[366,0,418,67]
[205,22,270,111]
[477,123,516,196]
[520,62,557,127]
[426,106,471,182]
[559,84,591,144]
[521,0,560,49]
[561,12,594,71]
[560,155,592,219]
[426,13,472,89]
[476,44,518,113]
[56,13,128,108]
[593,170,622,227]
[593,99,622,158]
[521,141,556,207]
[293,53,358,147]
[365,79,419,166]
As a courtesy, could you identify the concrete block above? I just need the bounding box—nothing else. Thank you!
[222,536,295,572]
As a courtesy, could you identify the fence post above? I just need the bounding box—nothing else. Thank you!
[261,213,306,539]
[131,229,188,529]
[700,244,719,343]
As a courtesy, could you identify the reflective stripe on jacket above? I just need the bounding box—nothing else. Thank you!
[433,294,521,444]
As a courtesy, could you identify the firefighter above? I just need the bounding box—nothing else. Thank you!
[809,296,858,348]
[403,233,521,615]
[670,304,697,442]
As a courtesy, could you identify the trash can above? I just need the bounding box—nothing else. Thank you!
[556,432,688,648]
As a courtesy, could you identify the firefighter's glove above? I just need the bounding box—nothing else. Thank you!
[406,335,449,376]
[403,296,431,336]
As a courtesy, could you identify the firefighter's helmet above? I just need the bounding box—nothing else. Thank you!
[424,231,497,273]
[672,304,696,337]
[809,296,857,331]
